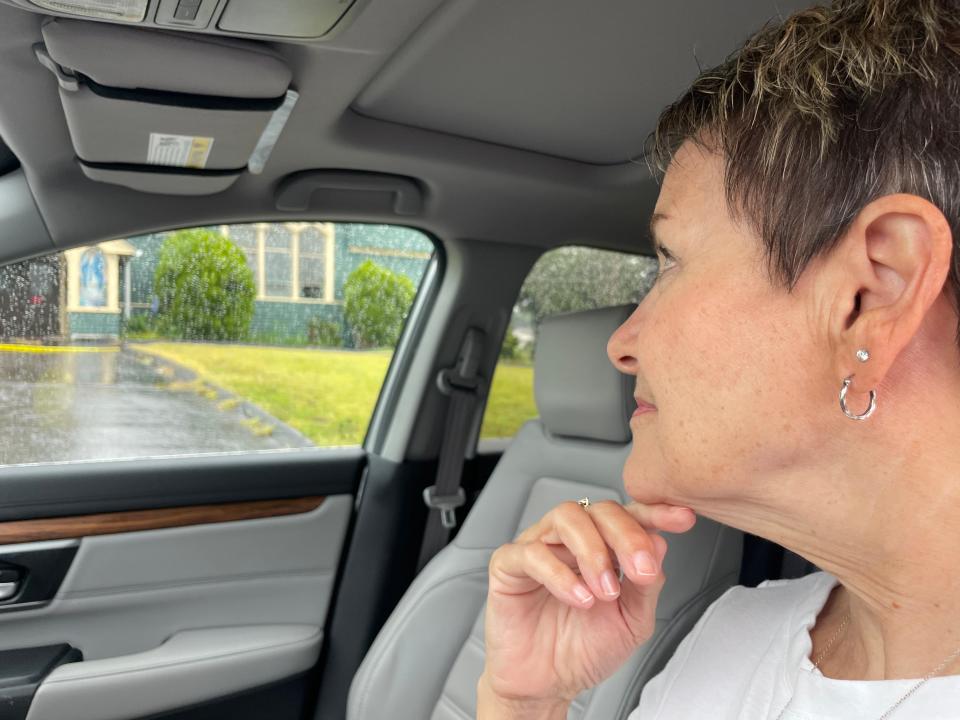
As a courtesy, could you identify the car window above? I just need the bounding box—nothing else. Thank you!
[479,246,657,440]
[0,222,434,465]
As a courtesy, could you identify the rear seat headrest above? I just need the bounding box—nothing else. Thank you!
[533,304,637,444]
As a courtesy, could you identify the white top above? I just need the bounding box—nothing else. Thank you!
[629,570,960,719]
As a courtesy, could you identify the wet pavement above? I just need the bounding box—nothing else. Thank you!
[0,347,313,466]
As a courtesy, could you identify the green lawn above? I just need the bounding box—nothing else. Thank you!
[479,361,538,438]
[131,342,536,446]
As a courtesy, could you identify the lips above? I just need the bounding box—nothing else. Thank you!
[633,395,656,415]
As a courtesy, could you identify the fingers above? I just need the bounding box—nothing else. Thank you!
[615,533,669,641]
[540,501,671,598]
[510,499,695,598]
[490,539,598,608]
[622,502,697,533]
[537,501,626,600]
[585,501,663,587]
[515,500,695,544]
[650,532,668,560]
[493,498,694,610]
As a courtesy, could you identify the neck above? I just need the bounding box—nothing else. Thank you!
[703,401,960,681]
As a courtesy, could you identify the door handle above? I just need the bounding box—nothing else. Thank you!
[0,541,77,613]
[0,580,20,601]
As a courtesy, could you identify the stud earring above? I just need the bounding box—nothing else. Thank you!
[856,348,870,362]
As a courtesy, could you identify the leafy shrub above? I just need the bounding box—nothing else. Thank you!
[154,229,255,341]
[123,312,161,340]
[343,260,415,348]
[124,313,155,334]
[499,329,532,363]
[307,317,343,347]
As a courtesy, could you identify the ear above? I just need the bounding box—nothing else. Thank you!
[828,193,953,396]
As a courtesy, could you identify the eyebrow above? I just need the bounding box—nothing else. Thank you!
[648,212,669,248]
[649,212,669,234]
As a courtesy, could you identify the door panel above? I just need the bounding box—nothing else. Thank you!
[0,495,351,658]
[0,453,360,720]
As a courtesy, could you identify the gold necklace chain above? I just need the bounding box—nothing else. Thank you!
[774,612,960,720]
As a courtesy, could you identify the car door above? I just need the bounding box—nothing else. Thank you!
[0,220,439,720]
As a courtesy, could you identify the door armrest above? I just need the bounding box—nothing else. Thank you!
[25,625,321,720]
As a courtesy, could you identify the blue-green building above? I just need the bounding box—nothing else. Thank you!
[60,222,434,344]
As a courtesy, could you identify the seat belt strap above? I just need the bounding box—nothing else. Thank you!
[416,327,486,573]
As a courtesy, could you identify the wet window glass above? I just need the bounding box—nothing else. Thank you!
[0,222,434,466]
[298,225,326,299]
[479,246,658,440]
[226,224,258,276]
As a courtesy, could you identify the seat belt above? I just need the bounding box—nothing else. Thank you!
[416,326,486,573]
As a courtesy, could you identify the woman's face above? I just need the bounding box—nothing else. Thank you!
[607,141,842,509]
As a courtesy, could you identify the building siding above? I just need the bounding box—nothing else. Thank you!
[68,311,120,338]
[117,223,432,344]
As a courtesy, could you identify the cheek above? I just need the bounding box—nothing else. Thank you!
[622,281,733,501]
[623,270,812,503]
[656,289,746,488]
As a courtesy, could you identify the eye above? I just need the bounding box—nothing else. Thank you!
[653,245,676,281]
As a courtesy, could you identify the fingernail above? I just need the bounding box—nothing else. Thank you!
[673,507,696,524]
[633,551,658,576]
[600,571,620,597]
[573,583,595,604]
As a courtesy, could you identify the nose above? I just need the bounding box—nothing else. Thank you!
[606,307,641,375]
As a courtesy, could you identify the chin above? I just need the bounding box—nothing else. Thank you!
[621,468,666,505]
[622,460,700,510]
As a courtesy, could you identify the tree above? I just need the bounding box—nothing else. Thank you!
[343,260,416,348]
[154,228,255,341]
[517,247,658,325]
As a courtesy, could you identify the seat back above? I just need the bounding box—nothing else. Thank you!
[347,304,743,720]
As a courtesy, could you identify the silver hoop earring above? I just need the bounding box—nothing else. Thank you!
[839,375,877,420]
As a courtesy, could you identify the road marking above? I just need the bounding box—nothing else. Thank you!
[0,344,119,354]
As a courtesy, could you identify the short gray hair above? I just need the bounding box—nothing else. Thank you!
[650,0,960,344]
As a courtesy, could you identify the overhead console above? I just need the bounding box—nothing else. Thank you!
[2,0,357,39]
[34,17,297,195]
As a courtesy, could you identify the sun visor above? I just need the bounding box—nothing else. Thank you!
[36,18,295,195]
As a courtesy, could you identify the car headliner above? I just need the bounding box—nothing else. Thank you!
[0,0,810,263]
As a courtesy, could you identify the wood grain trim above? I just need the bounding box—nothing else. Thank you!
[0,496,326,545]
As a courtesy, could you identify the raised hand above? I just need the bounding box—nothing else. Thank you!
[479,499,697,715]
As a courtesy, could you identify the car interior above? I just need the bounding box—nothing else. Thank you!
[0,1,819,719]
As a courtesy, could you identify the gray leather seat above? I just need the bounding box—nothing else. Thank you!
[347,304,743,720]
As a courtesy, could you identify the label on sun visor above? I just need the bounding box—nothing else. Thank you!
[147,133,213,169]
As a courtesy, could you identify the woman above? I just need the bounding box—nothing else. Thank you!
[478,1,960,718]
